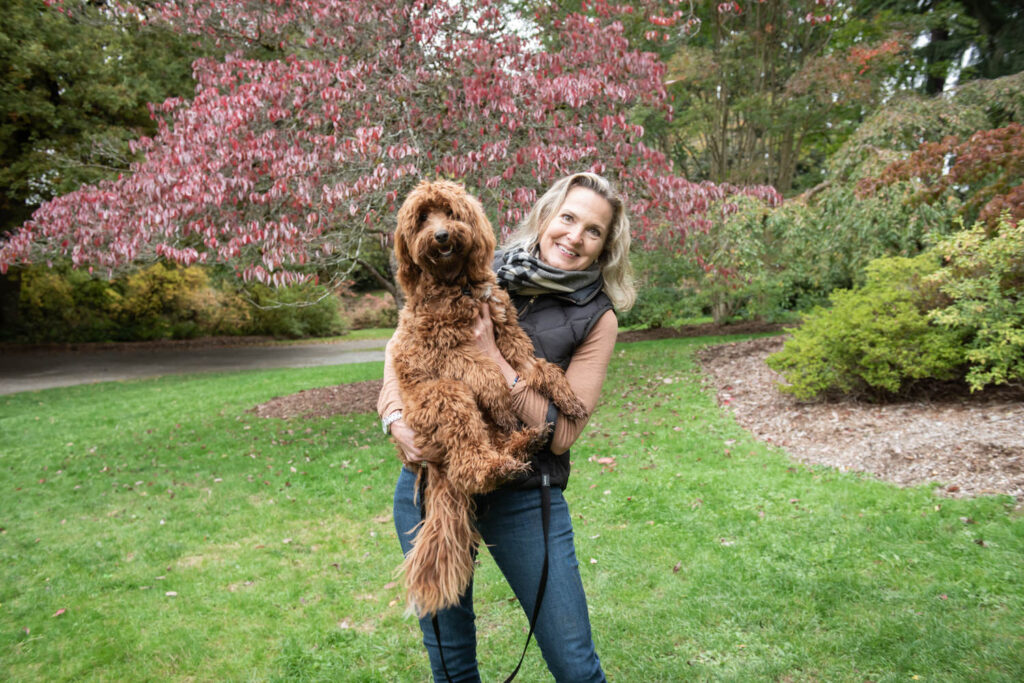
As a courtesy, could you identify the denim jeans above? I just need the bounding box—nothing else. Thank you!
[393,466,606,682]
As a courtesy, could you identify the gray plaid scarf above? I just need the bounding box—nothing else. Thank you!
[494,247,603,303]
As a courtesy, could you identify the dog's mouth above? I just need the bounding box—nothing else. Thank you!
[435,244,457,258]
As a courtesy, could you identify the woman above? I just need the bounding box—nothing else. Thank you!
[378,172,635,682]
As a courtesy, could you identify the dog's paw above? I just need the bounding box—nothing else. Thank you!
[491,454,531,482]
[499,425,547,461]
[554,392,588,421]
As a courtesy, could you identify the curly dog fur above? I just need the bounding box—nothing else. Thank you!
[391,179,587,617]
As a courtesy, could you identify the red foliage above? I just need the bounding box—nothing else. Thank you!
[859,123,1024,227]
[0,0,780,285]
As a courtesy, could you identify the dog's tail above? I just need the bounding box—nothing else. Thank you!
[402,470,479,617]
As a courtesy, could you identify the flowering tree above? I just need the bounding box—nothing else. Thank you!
[0,0,779,295]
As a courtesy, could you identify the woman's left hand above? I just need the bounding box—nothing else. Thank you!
[470,301,501,362]
[470,301,520,386]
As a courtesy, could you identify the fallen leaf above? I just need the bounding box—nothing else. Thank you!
[672,562,682,574]
[53,608,66,617]
[166,591,178,597]
[383,581,398,590]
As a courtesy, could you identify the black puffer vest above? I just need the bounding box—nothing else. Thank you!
[500,278,613,491]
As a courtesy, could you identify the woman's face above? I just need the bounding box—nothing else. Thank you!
[537,186,613,271]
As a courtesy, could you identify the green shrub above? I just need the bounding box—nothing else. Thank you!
[928,215,1024,390]
[16,266,120,342]
[621,248,707,329]
[9,264,349,342]
[709,183,958,321]
[618,285,706,329]
[767,254,967,400]
[245,282,348,338]
[114,263,251,340]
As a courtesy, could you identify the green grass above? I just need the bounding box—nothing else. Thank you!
[2,336,1022,681]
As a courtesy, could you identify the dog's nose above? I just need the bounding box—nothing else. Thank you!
[434,229,449,244]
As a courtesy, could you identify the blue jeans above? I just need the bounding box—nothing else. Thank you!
[393,466,606,682]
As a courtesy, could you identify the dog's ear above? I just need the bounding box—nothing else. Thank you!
[394,185,425,294]
[459,192,497,285]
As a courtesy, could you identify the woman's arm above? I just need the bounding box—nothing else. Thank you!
[377,337,425,463]
[507,309,617,454]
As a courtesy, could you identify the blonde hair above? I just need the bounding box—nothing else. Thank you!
[506,172,636,311]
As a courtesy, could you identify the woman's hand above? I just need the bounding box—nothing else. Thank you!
[470,300,502,362]
[470,301,520,387]
[390,418,429,465]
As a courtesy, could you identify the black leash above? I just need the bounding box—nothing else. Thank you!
[502,472,551,683]
[418,468,551,683]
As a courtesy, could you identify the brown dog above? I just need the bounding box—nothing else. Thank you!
[390,179,586,616]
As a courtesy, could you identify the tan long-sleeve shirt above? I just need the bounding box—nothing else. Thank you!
[377,309,617,455]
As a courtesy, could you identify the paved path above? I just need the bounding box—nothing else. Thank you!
[0,339,387,395]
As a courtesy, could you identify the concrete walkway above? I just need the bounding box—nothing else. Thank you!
[0,338,387,396]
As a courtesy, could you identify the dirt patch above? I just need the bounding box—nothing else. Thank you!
[697,336,1024,502]
[248,380,383,420]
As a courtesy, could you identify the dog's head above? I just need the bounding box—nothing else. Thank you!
[394,180,496,295]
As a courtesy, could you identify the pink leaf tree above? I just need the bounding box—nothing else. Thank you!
[1,0,780,298]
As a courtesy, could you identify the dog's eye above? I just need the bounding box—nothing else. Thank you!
[418,211,428,225]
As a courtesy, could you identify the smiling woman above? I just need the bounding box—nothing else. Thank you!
[379,172,636,682]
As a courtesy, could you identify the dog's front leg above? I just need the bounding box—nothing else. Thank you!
[402,379,528,494]
[491,317,589,421]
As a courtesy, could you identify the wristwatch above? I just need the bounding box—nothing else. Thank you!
[381,410,403,435]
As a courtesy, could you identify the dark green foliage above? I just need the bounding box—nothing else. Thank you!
[767,255,967,400]
[0,0,200,233]
[852,0,1024,93]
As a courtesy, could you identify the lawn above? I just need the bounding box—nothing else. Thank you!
[1,336,1022,681]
